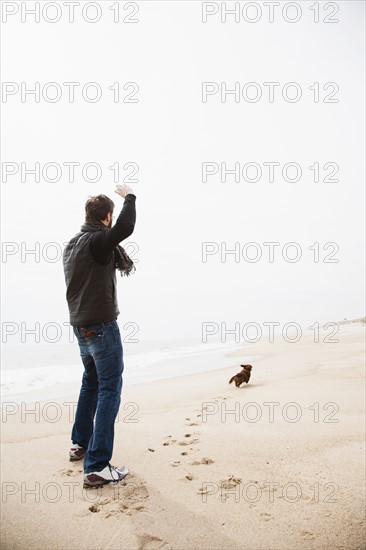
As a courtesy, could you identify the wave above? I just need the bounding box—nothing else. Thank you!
[1,339,247,401]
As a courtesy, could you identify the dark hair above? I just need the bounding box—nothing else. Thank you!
[85,194,114,223]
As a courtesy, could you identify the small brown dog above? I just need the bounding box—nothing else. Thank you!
[229,365,252,387]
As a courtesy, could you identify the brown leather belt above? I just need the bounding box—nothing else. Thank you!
[80,327,98,337]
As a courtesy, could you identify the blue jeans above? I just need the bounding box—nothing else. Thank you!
[71,319,123,473]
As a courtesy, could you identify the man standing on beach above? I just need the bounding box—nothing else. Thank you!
[62,184,136,488]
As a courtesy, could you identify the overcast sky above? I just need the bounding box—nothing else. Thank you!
[1,1,365,346]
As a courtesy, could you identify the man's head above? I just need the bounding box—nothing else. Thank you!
[85,194,114,228]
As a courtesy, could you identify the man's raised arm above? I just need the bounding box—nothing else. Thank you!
[91,184,136,263]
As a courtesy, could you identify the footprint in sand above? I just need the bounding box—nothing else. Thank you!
[137,533,168,550]
[301,530,315,540]
[186,421,200,426]
[89,504,100,512]
[177,438,199,446]
[87,473,150,518]
[220,476,242,489]
[162,436,199,447]
[105,502,148,517]
[58,468,83,477]
[195,405,209,413]
[162,438,177,446]
[170,461,181,467]
[190,457,214,465]
[260,512,273,522]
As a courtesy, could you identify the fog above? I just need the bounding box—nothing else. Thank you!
[1,1,364,346]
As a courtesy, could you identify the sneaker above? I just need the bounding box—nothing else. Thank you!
[69,444,86,461]
[83,464,129,488]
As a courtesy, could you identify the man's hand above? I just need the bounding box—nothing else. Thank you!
[114,184,134,198]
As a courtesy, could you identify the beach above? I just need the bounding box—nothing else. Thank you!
[1,322,365,550]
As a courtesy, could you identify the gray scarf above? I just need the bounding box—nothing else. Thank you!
[81,220,136,277]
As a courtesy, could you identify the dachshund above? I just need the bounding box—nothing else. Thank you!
[229,365,252,387]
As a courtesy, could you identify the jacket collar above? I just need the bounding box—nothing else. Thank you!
[80,220,107,233]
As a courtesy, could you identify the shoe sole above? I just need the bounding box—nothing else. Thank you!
[83,480,118,489]
[69,452,86,461]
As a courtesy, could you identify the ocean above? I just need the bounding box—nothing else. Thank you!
[1,337,253,403]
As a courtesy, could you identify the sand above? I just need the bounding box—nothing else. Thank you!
[1,323,365,550]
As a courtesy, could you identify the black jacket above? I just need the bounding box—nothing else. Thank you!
[63,194,136,326]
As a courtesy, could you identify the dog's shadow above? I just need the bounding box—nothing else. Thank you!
[233,382,265,389]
